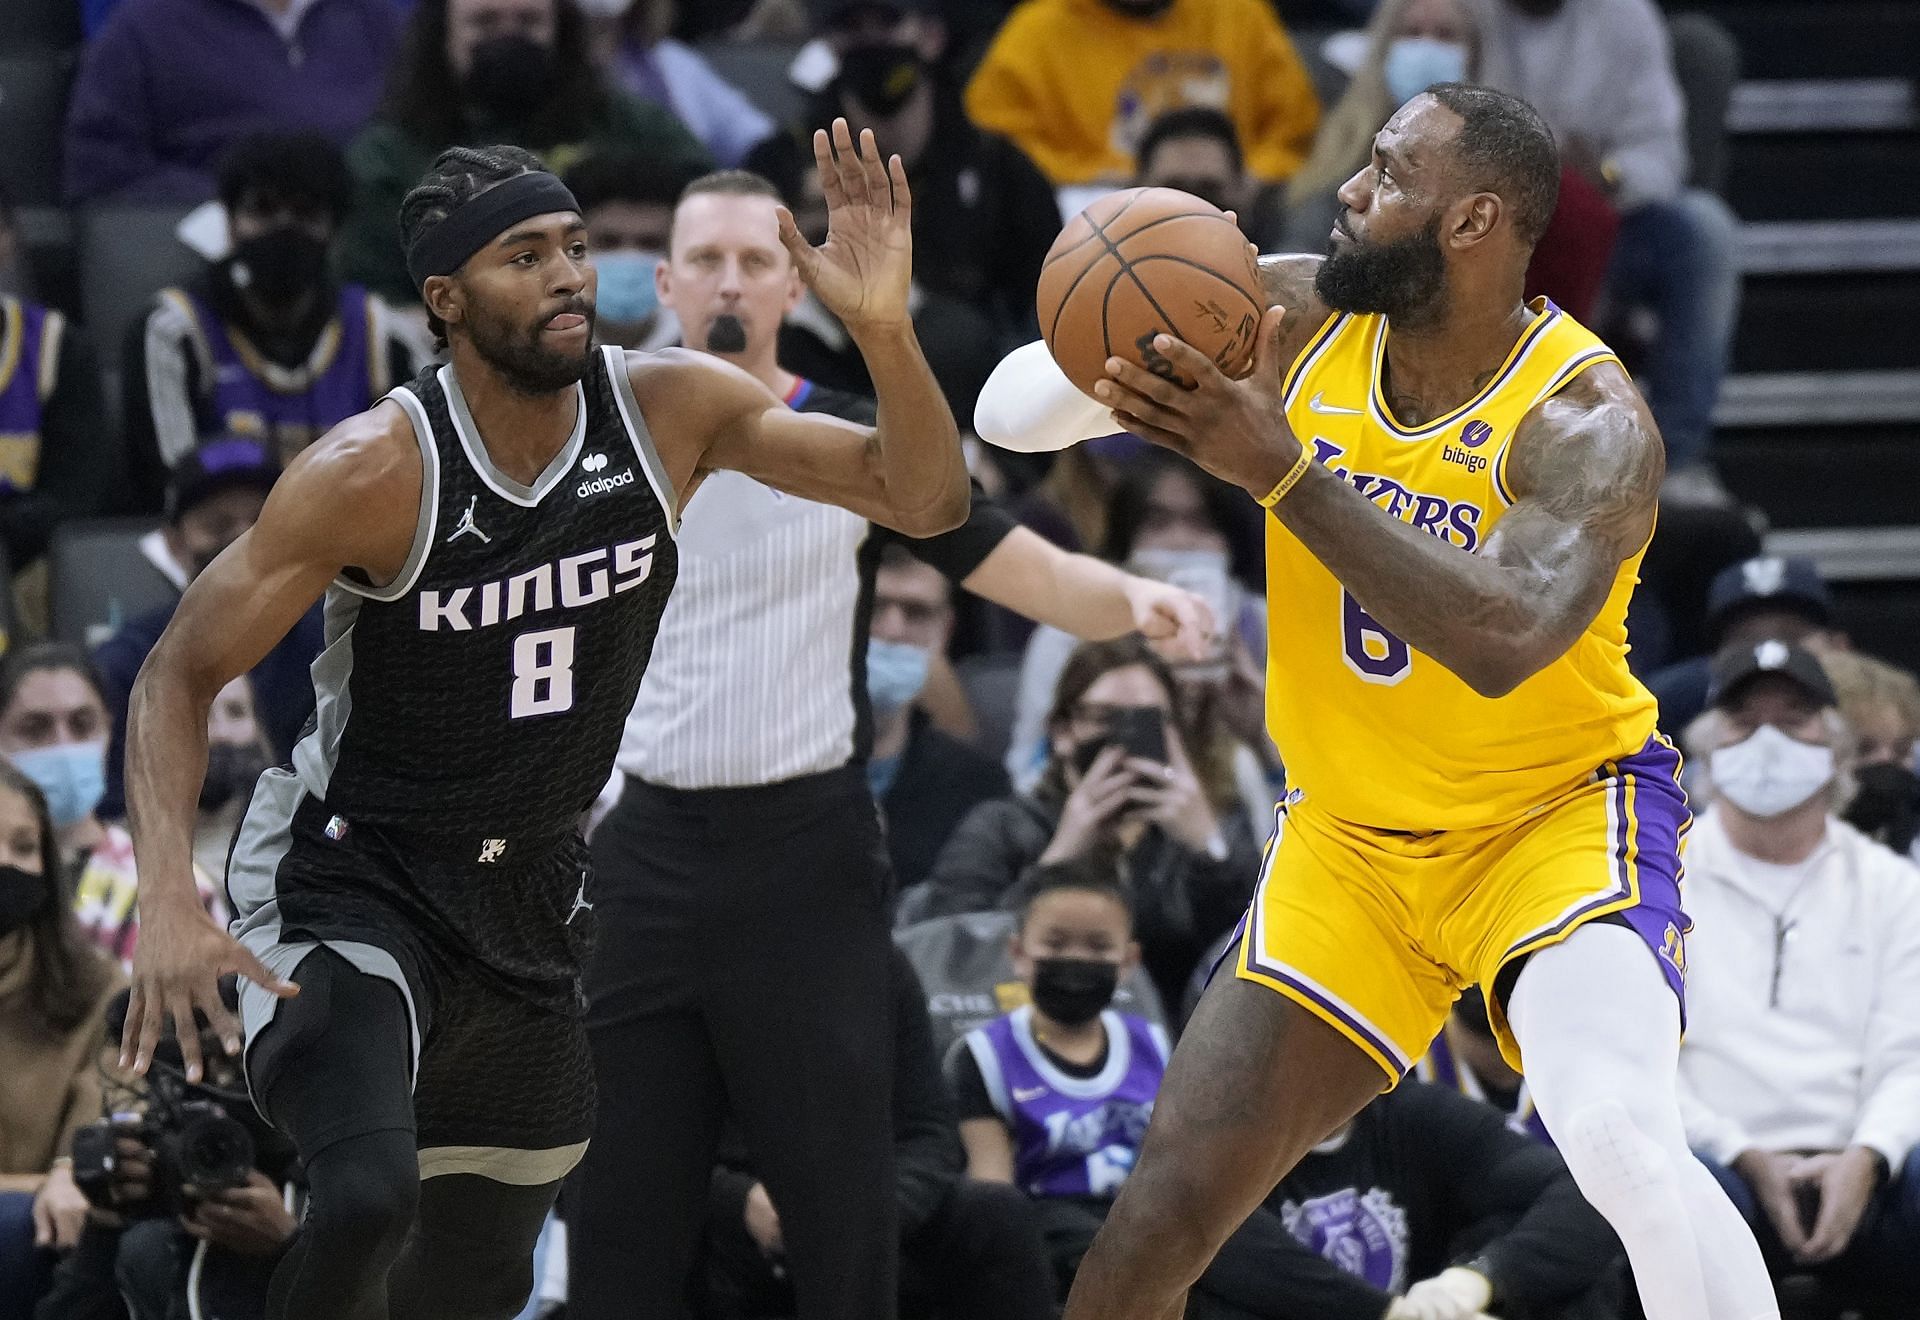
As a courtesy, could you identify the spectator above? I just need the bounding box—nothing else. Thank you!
[702,946,1055,1319]
[906,636,1262,1004]
[1646,554,1847,737]
[1678,640,1920,1311]
[603,0,776,166]
[963,0,1320,187]
[93,439,322,820]
[1279,0,1622,321]
[564,151,698,352]
[196,677,273,883]
[63,0,400,204]
[793,0,1061,340]
[123,134,425,508]
[1010,436,1136,554]
[1413,987,1551,1145]
[1821,650,1920,860]
[337,0,712,305]
[868,542,1012,892]
[1192,1080,1627,1320]
[0,196,112,583]
[1006,451,1271,798]
[1133,108,1257,240]
[949,867,1170,1296]
[0,763,121,1320]
[1474,0,1743,503]
[0,647,224,967]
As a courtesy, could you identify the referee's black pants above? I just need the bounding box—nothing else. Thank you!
[568,765,898,1320]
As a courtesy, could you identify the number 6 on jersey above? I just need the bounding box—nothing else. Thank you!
[1341,591,1411,685]
[511,626,576,717]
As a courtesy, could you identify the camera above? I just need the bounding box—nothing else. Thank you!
[71,1069,256,1216]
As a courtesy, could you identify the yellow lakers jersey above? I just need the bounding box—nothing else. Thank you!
[1268,297,1658,832]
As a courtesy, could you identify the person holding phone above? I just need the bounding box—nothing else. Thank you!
[903,637,1263,1005]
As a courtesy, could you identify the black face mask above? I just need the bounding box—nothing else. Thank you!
[1031,957,1120,1027]
[705,313,748,354]
[227,228,331,307]
[1845,762,1920,854]
[463,36,557,123]
[0,864,47,939]
[835,43,927,119]
[200,742,272,813]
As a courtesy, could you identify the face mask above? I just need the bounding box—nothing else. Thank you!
[1844,762,1920,852]
[464,36,557,122]
[201,741,272,813]
[866,638,931,717]
[227,228,330,306]
[835,43,927,118]
[1384,37,1469,107]
[12,742,107,829]
[0,864,46,938]
[592,250,662,325]
[1031,957,1121,1027]
[1709,723,1835,819]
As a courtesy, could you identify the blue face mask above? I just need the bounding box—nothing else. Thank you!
[13,741,107,829]
[867,639,931,717]
[1384,37,1468,106]
[593,249,663,325]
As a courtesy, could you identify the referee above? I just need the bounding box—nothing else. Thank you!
[568,171,1211,1320]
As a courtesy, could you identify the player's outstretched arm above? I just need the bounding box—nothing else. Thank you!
[710,117,966,533]
[1102,315,1661,697]
[121,408,422,1080]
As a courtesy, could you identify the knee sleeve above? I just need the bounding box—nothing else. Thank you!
[1555,1098,1687,1223]
[302,1130,421,1264]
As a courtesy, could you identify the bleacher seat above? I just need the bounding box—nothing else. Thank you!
[49,517,172,647]
[0,54,74,206]
[0,0,81,53]
[895,909,1168,1061]
[78,205,200,364]
[695,40,806,132]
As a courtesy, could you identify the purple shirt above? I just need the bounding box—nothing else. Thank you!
[65,0,399,203]
[0,297,59,494]
[161,284,381,462]
[963,1005,1170,1198]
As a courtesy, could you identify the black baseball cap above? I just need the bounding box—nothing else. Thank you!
[166,436,279,521]
[1705,555,1832,646]
[1708,638,1838,711]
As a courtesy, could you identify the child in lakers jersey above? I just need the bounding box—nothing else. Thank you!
[973,84,1775,1320]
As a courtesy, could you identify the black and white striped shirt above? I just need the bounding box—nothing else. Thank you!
[617,379,1011,790]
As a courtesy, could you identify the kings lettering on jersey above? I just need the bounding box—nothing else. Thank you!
[1266,298,1659,833]
[417,537,658,631]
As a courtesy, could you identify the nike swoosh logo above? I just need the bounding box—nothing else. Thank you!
[1308,392,1362,415]
[1012,1086,1048,1103]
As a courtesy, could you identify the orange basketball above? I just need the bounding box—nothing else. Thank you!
[1036,187,1264,399]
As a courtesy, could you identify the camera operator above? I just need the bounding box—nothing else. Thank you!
[36,983,300,1320]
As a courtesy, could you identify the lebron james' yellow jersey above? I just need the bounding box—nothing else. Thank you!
[1267,297,1658,833]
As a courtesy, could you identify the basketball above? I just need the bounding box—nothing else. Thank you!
[1036,187,1265,399]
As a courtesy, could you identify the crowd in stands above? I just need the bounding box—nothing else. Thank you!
[0,0,1914,1317]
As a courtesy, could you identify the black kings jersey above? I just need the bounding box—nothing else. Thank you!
[296,346,679,838]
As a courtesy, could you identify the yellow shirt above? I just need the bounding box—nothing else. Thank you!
[1267,298,1658,832]
[963,0,1320,185]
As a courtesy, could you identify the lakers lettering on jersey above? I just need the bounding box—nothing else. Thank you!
[1267,297,1658,832]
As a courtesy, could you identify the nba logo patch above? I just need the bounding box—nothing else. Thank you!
[1460,419,1493,449]
[324,815,350,842]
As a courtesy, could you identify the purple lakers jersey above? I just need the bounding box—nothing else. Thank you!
[160,285,387,464]
[962,1005,1169,1198]
[0,295,64,495]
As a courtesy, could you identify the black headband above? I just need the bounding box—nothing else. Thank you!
[405,171,581,291]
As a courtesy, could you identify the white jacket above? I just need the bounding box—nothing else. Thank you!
[1678,808,1920,1169]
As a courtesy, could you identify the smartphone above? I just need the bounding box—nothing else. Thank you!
[1108,707,1168,767]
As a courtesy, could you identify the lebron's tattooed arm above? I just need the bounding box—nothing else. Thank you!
[122,410,422,1079]
[1101,315,1663,698]
[631,119,968,536]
